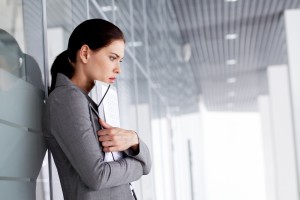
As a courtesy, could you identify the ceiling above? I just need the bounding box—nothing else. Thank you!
[46,0,300,114]
[170,0,300,112]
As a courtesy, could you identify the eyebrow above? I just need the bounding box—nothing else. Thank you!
[111,52,124,59]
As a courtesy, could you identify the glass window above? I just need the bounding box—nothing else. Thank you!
[0,0,48,199]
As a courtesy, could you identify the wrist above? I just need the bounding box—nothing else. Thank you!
[130,131,139,152]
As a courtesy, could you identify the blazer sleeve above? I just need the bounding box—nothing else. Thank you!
[49,87,151,190]
[124,139,151,175]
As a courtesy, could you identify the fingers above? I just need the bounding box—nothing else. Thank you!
[98,134,121,144]
[103,146,119,152]
[98,118,112,129]
[101,140,116,147]
[98,135,111,142]
[101,139,122,152]
[97,127,117,136]
[97,126,138,152]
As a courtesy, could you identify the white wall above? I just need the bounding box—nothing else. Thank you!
[171,109,205,200]
[267,65,299,200]
[257,95,277,200]
[284,9,300,184]
[151,117,175,200]
[202,110,266,200]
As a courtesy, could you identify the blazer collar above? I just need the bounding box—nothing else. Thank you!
[55,73,75,88]
[55,73,98,109]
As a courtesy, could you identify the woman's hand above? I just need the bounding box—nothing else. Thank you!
[97,118,139,152]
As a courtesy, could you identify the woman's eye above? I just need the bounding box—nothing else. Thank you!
[109,56,117,61]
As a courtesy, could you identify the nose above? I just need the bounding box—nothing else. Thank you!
[114,62,121,74]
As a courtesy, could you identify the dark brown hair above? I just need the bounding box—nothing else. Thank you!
[50,19,125,93]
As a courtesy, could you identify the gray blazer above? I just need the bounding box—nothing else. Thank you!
[43,73,151,200]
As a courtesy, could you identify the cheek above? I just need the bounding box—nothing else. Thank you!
[90,56,111,76]
[90,59,102,72]
[96,57,106,67]
[93,61,107,78]
[100,60,112,72]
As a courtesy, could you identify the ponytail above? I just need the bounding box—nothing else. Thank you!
[49,50,74,93]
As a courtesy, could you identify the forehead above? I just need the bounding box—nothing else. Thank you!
[104,40,125,57]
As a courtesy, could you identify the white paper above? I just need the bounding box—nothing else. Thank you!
[90,81,123,161]
[102,85,120,127]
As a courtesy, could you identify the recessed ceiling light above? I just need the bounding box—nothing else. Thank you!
[228,91,236,97]
[227,77,237,83]
[226,59,237,65]
[101,6,118,12]
[225,0,238,2]
[128,41,143,47]
[225,34,238,40]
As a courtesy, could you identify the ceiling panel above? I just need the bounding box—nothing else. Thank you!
[171,0,300,111]
[46,0,300,114]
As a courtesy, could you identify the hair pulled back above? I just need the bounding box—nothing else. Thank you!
[50,19,125,93]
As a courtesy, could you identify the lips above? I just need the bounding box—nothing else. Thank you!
[109,77,116,83]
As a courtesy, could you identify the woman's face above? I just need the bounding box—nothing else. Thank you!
[86,39,124,84]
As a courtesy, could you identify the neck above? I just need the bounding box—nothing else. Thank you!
[71,70,94,93]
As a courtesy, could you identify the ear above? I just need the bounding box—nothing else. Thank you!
[79,45,90,64]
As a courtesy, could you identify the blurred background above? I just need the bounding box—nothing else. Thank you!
[1,0,300,200]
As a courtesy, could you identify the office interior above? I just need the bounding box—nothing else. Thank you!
[1,0,300,200]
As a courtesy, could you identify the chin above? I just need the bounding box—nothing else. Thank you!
[93,77,105,82]
[95,79,110,84]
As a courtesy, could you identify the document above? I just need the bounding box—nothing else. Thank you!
[89,81,123,161]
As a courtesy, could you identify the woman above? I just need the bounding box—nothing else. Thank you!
[43,19,151,200]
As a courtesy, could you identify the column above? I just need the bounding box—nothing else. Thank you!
[284,9,300,187]
[136,104,155,200]
[267,65,299,200]
[257,95,276,200]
